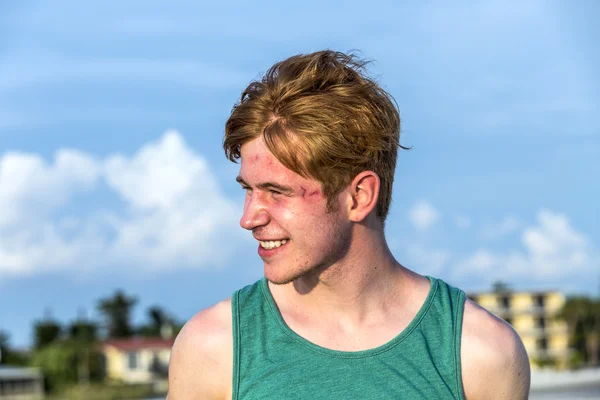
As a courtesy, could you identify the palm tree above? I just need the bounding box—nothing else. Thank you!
[559,297,600,367]
[97,290,138,338]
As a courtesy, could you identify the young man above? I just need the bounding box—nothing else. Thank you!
[168,51,530,399]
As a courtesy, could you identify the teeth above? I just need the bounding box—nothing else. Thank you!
[259,239,288,249]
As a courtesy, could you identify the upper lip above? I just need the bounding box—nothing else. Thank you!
[254,237,288,241]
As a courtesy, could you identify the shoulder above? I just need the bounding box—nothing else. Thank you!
[168,298,233,400]
[460,299,530,400]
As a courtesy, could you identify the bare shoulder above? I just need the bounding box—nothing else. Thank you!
[168,298,233,400]
[461,299,531,400]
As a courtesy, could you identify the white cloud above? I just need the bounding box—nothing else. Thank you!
[480,215,521,239]
[408,200,440,231]
[458,249,497,274]
[104,131,243,268]
[0,149,100,229]
[0,221,105,276]
[104,131,207,210]
[520,210,591,275]
[0,130,246,278]
[454,209,597,286]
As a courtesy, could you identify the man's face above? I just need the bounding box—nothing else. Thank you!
[237,137,351,284]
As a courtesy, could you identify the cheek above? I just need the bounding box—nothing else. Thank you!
[270,201,328,240]
[273,195,326,219]
[274,204,304,226]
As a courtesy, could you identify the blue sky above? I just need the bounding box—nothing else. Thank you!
[1,1,598,348]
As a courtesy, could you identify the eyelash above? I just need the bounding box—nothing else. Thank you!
[242,187,284,198]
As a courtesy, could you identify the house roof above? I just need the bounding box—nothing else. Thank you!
[0,366,43,380]
[102,337,175,352]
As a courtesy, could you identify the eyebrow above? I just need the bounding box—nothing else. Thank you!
[236,176,294,194]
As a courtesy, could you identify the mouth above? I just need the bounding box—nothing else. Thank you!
[258,239,288,250]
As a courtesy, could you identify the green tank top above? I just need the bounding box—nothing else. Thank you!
[231,276,466,399]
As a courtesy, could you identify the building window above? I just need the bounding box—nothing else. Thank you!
[499,296,510,309]
[534,295,545,308]
[536,317,546,329]
[127,351,139,370]
[536,337,548,351]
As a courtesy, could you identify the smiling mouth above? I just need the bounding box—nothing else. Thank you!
[259,239,288,250]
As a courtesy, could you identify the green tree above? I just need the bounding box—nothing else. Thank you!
[492,281,511,293]
[31,340,78,392]
[97,290,137,338]
[138,305,176,338]
[0,330,30,366]
[68,319,98,343]
[559,296,600,367]
[34,315,62,349]
[0,330,10,364]
[31,338,105,394]
[67,317,100,386]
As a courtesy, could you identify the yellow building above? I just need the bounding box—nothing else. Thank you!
[101,337,173,390]
[468,289,570,369]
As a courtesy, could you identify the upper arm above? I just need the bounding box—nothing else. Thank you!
[168,299,233,400]
[461,299,531,400]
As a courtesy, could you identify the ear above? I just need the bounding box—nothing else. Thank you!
[347,171,380,222]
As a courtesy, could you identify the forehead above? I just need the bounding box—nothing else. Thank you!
[239,137,310,185]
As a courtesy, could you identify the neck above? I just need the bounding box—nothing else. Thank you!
[273,224,413,323]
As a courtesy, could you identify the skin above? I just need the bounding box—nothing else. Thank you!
[168,137,531,399]
[235,138,352,286]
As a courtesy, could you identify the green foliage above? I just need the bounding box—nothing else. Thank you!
[567,351,584,369]
[69,320,98,342]
[31,340,78,391]
[492,281,511,293]
[7,289,181,396]
[34,319,62,349]
[137,305,177,338]
[0,330,31,366]
[1,349,31,366]
[0,330,10,364]
[97,290,138,338]
[30,339,104,393]
[531,355,558,369]
[559,296,600,367]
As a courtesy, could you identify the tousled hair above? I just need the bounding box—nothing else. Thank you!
[224,50,406,221]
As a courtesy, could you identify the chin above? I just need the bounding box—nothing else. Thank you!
[263,263,309,286]
[264,270,297,286]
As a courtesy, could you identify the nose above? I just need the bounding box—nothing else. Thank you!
[240,192,270,231]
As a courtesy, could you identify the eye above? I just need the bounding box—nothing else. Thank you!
[269,189,282,197]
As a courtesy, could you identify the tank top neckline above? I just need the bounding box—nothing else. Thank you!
[259,275,439,359]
